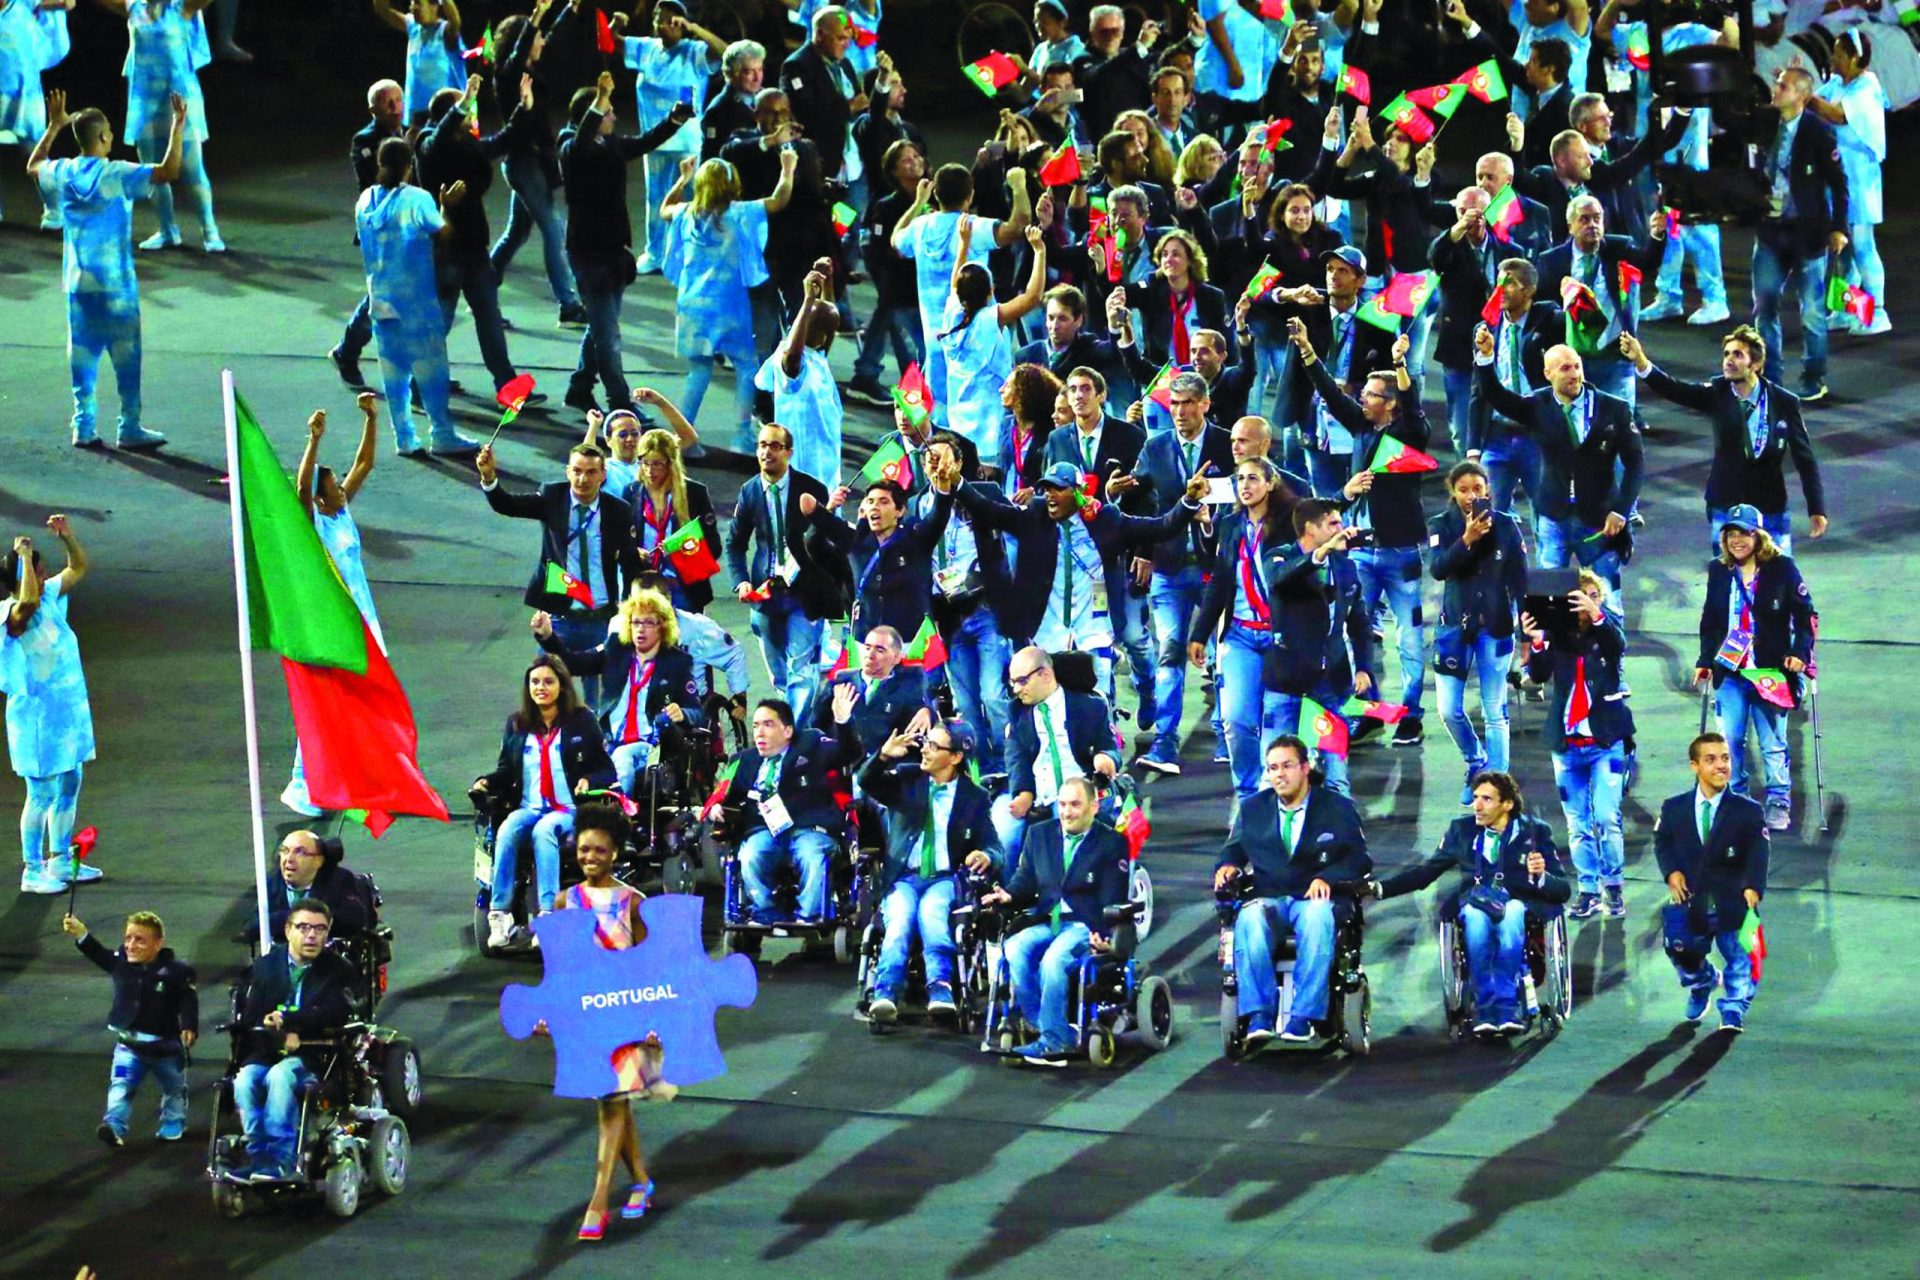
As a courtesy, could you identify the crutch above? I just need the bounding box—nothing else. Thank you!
[1809,679,1828,833]
[1699,683,1712,735]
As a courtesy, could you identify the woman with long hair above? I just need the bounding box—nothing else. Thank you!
[625,428,720,612]
[1173,133,1226,191]
[936,220,1047,472]
[998,361,1062,497]
[102,0,221,251]
[1109,227,1229,373]
[1244,181,1346,425]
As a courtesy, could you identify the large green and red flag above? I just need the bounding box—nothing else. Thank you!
[962,51,1020,97]
[1298,696,1350,759]
[901,617,948,671]
[1453,58,1508,103]
[660,520,720,583]
[1485,184,1526,244]
[234,394,447,836]
[891,361,932,429]
[1341,696,1410,724]
[1739,667,1797,710]
[1407,81,1468,121]
[1114,790,1150,857]
[855,435,915,491]
[1369,436,1439,474]
[1037,140,1083,186]
[1378,94,1437,143]
[544,561,595,607]
[1336,64,1370,105]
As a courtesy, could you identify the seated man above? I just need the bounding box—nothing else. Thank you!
[983,777,1130,1067]
[813,624,931,763]
[234,899,357,1180]
[247,830,373,944]
[995,646,1120,859]
[1213,734,1371,1046]
[717,693,857,925]
[1372,770,1570,1035]
[858,718,1002,1023]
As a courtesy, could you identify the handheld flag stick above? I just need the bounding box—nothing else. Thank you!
[1698,684,1711,735]
[221,369,277,954]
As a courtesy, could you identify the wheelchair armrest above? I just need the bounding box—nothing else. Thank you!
[1102,901,1145,924]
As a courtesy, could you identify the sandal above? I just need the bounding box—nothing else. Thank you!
[621,1179,655,1220]
[578,1208,607,1242]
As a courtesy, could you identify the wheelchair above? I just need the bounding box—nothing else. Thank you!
[1216,877,1372,1060]
[707,792,878,963]
[1438,903,1574,1042]
[976,901,1175,1068]
[854,867,996,1035]
[204,977,411,1220]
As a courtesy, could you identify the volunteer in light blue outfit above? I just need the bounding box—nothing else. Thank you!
[29,89,182,450]
[1193,0,1277,137]
[0,0,72,229]
[113,0,222,252]
[354,135,480,456]
[282,397,388,818]
[755,270,847,489]
[1814,30,1890,335]
[662,152,793,446]
[3,515,101,896]
[617,0,725,274]
[1623,18,1725,326]
[1025,0,1082,87]
[936,220,1049,472]
[372,0,465,122]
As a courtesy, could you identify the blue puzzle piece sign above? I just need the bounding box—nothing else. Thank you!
[499,894,757,1100]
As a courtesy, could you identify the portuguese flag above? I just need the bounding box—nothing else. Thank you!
[1378,93,1437,144]
[1336,64,1370,105]
[892,361,933,429]
[1144,359,1178,409]
[1739,667,1797,709]
[1368,437,1439,474]
[831,201,857,237]
[1298,695,1350,759]
[544,561,595,607]
[1407,82,1468,120]
[1341,696,1410,723]
[1114,790,1150,857]
[234,393,447,836]
[1486,185,1526,244]
[1038,140,1082,187]
[901,617,948,671]
[1481,285,1506,329]
[699,758,738,821]
[1453,58,1508,103]
[855,436,915,491]
[1739,908,1766,981]
[1244,263,1283,302]
[660,520,720,583]
[1625,26,1652,71]
[963,51,1020,97]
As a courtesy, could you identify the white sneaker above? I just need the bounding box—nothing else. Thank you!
[486,910,514,950]
[21,864,67,895]
[1859,313,1892,336]
[1686,303,1731,326]
[279,780,323,818]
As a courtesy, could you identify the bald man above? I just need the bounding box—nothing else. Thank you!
[245,831,372,943]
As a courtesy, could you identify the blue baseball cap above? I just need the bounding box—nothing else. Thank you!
[1037,461,1085,491]
[1718,504,1763,534]
[1320,244,1368,275]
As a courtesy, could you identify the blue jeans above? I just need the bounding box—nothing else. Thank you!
[1481,427,1542,531]
[1664,908,1755,1018]
[1218,623,1287,802]
[1707,506,1791,558]
[1752,234,1829,384]
[1715,677,1790,807]
[1004,919,1091,1051]
[852,300,925,384]
[570,253,631,408]
[1115,590,1156,731]
[682,347,758,438]
[1248,320,1287,424]
[1272,690,1350,794]
[1551,741,1627,894]
[548,612,611,708]
[1351,544,1427,715]
[740,825,835,919]
[339,292,373,361]
[945,607,1011,775]
[1148,565,1210,756]
[235,1057,313,1169]
[875,874,958,1000]
[1234,895,1336,1021]
[491,152,579,308]
[1442,364,1476,455]
[639,152,685,267]
[1436,630,1513,777]
[1462,898,1527,1024]
[66,294,142,437]
[103,1044,188,1138]
[492,806,573,912]
[1537,515,1622,592]
[1656,221,1727,309]
[748,596,823,721]
[437,252,517,391]
[371,318,456,450]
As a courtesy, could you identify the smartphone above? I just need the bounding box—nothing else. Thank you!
[984,140,1007,160]
[1344,528,1374,550]
[1469,497,1492,520]
[1062,87,1084,105]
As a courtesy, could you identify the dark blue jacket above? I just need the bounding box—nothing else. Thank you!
[1474,369,1643,528]
[76,934,198,1049]
[1428,227,1510,371]
[814,667,929,759]
[1531,235,1662,358]
[1188,508,1288,643]
[535,634,705,744]
[816,491,954,641]
[246,861,375,945]
[1697,557,1816,707]
[857,755,1002,890]
[1005,819,1132,932]
[1469,299,1564,452]
[1276,300,1398,432]
[1043,416,1146,512]
[1014,331,1125,384]
[1428,505,1529,648]
[624,477,722,612]
[724,468,845,620]
[1638,369,1825,519]
[1756,110,1849,248]
[1377,814,1571,914]
[1133,425,1233,578]
[238,944,357,1065]
[1264,541,1375,696]
[1524,615,1635,752]
[1305,358,1431,550]
[1217,785,1372,902]
[1654,788,1768,932]
[1007,688,1116,806]
[481,707,618,811]
[1119,275,1231,369]
[720,725,857,835]
[484,482,641,615]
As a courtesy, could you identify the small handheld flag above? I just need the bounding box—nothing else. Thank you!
[488,373,538,446]
[902,618,948,671]
[1481,285,1506,329]
[661,521,721,583]
[1340,697,1409,724]
[854,436,915,491]
[1336,65,1370,105]
[544,561,595,608]
[1299,696,1350,759]
[595,7,617,56]
[1379,94,1437,144]
[1368,437,1439,474]
[699,759,738,821]
[891,362,933,429]
[1258,0,1291,18]
[1406,82,1468,121]
[65,825,99,915]
[1485,184,1526,244]
[462,22,495,62]
[1114,790,1150,857]
[1739,667,1797,710]
[1037,140,1082,187]
[851,23,879,49]
[1144,360,1177,409]
[831,201,857,238]
[1244,263,1283,303]
[1453,59,1508,104]
[1625,26,1651,71]
[962,51,1020,97]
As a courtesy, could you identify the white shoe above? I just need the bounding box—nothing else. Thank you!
[21,864,67,894]
[1858,313,1892,336]
[868,997,898,1023]
[138,231,182,251]
[1685,303,1731,326]
[486,910,514,950]
[279,780,323,818]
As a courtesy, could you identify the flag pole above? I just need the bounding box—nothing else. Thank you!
[221,369,275,954]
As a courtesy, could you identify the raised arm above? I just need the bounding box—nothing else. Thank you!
[154,94,187,183]
[47,514,87,594]
[891,177,932,250]
[761,146,798,213]
[5,531,42,636]
[341,392,380,502]
[440,0,463,39]
[991,168,1032,247]
[633,386,700,447]
[997,226,1049,326]
[24,88,70,179]
[369,0,406,32]
[295,411,326,518]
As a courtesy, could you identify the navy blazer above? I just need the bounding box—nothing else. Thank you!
[1532,235,1663,355]
[246,861,375,945]
[1134,426,1233,577]
[1639,369,1825,519]
[1697,557,1816,706]
[1005,818,1132,932]
[1428,228,1510,371]
[720,725,857,835]
[237,944,357,1065]
[1188,508,1288,643]
[1006,688,1116,806]
[817,491,953,641]
[1013,331,1126,384]
[1474,370,1643,528]
[1654,788,1768,932]
[814,666,929,759]
[1304,358,1431,550]
[1276,301,1399,433]
[1217,785,1372,902]
[1428,505,1529,645]
[1759,110,1848,245]
[535,633,705,743]
[1264,541,1374,695]
[624,478,721,612]
[1470,299,1564,451]
[857,756,1003,890]
[481,707,618,810]
[1044,416,1147,513]
[724,468,844,620]
[76,934,199,1044]
[1121,275,1232,369]
[1377,814,1572,913]
[1524,616,1635,752]
[1514,111,1688,231]
[780,44,856,178]
[951,485,1197,643]
[485,482,641,614]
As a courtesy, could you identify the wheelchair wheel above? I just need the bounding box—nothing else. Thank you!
[1130,863,1155,941]
[664,849,700,896]
[1133,975,1174,1052]
[211,1178,248,1219]
[1544,916,1574,1019]
[832,923,854,964]
[369,1115,410,1196]
[323,1153,364,1219]
[1087,1023,1117,1069]
[378,1039,423,1118]
[1219,993,1244,1060]
[1438,919,1465,1024]
[1340,978,1372,1058]
[472,900,491,959]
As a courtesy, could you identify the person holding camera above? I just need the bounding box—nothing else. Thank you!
[1522,567,1632,920]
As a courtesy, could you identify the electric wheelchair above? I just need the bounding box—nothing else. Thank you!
[703,782,879,963]
[1216,875,1372,1060]
[976,899,1175,1068]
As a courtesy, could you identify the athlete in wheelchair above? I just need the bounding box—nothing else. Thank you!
[978,777,1174,1068]
[853,717,1002,1031]
[1215,736,1374,1059]
[1372,771,1575,1040]
[205,899,411,1219]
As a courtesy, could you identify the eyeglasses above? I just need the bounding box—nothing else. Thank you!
[276,844,320,859]
[632,617,663,628]
[289,922,330,936]
[1009,669,1040,689]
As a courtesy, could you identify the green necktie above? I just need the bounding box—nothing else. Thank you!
[1053,832,1084,929]
[1578,253,1596,286]
[1082,432,1096,469]
[1041,708,1066,798]
[1279,807,1298,853]
[1182,439,1197,476]
[1505,323,1523,389]
[1562,397,1581,444]
[1059,527,1074,627]
[1698,799,1712,846]
[769,482,785,561]
[572,505,592,583]
[920,783,943,877]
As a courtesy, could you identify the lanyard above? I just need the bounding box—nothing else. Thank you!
[857,529,898,597]
[623,656,656,745]
[1169,286,1194,365]
[641,490,673,544]
[1741,383,1769,457]
[756,749,785,794]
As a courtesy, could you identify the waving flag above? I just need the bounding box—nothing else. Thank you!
[1144,360,1177,409]
[495,373,536,429]
[1481,285,1506,329]
[962,51,1020,97]
[1454,59,1508,103]
[1244,263,1283,302]
[1258,0,1292,17]
[699,759,738,821]
[1561,279,1609,356]
[660,521,720,583]
[1486,185,1526,244]
[891,362,933,429]
[1341,697,1409,723]
[1299,696,1350,759]
[1379,94,1437,144]
[1625,26,1652,71]
[831,201,857,237]
[901,618,948,671]
[1739,908,1767,981]
[1407,82,1468,120]
[1368,437,1439,474]
[1336,65,1370,105]
[1114,791,1150,857]
[544,562,595,607]
[595,7,617,55]
[1038,140,1082,186]
[854,436,915,491]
